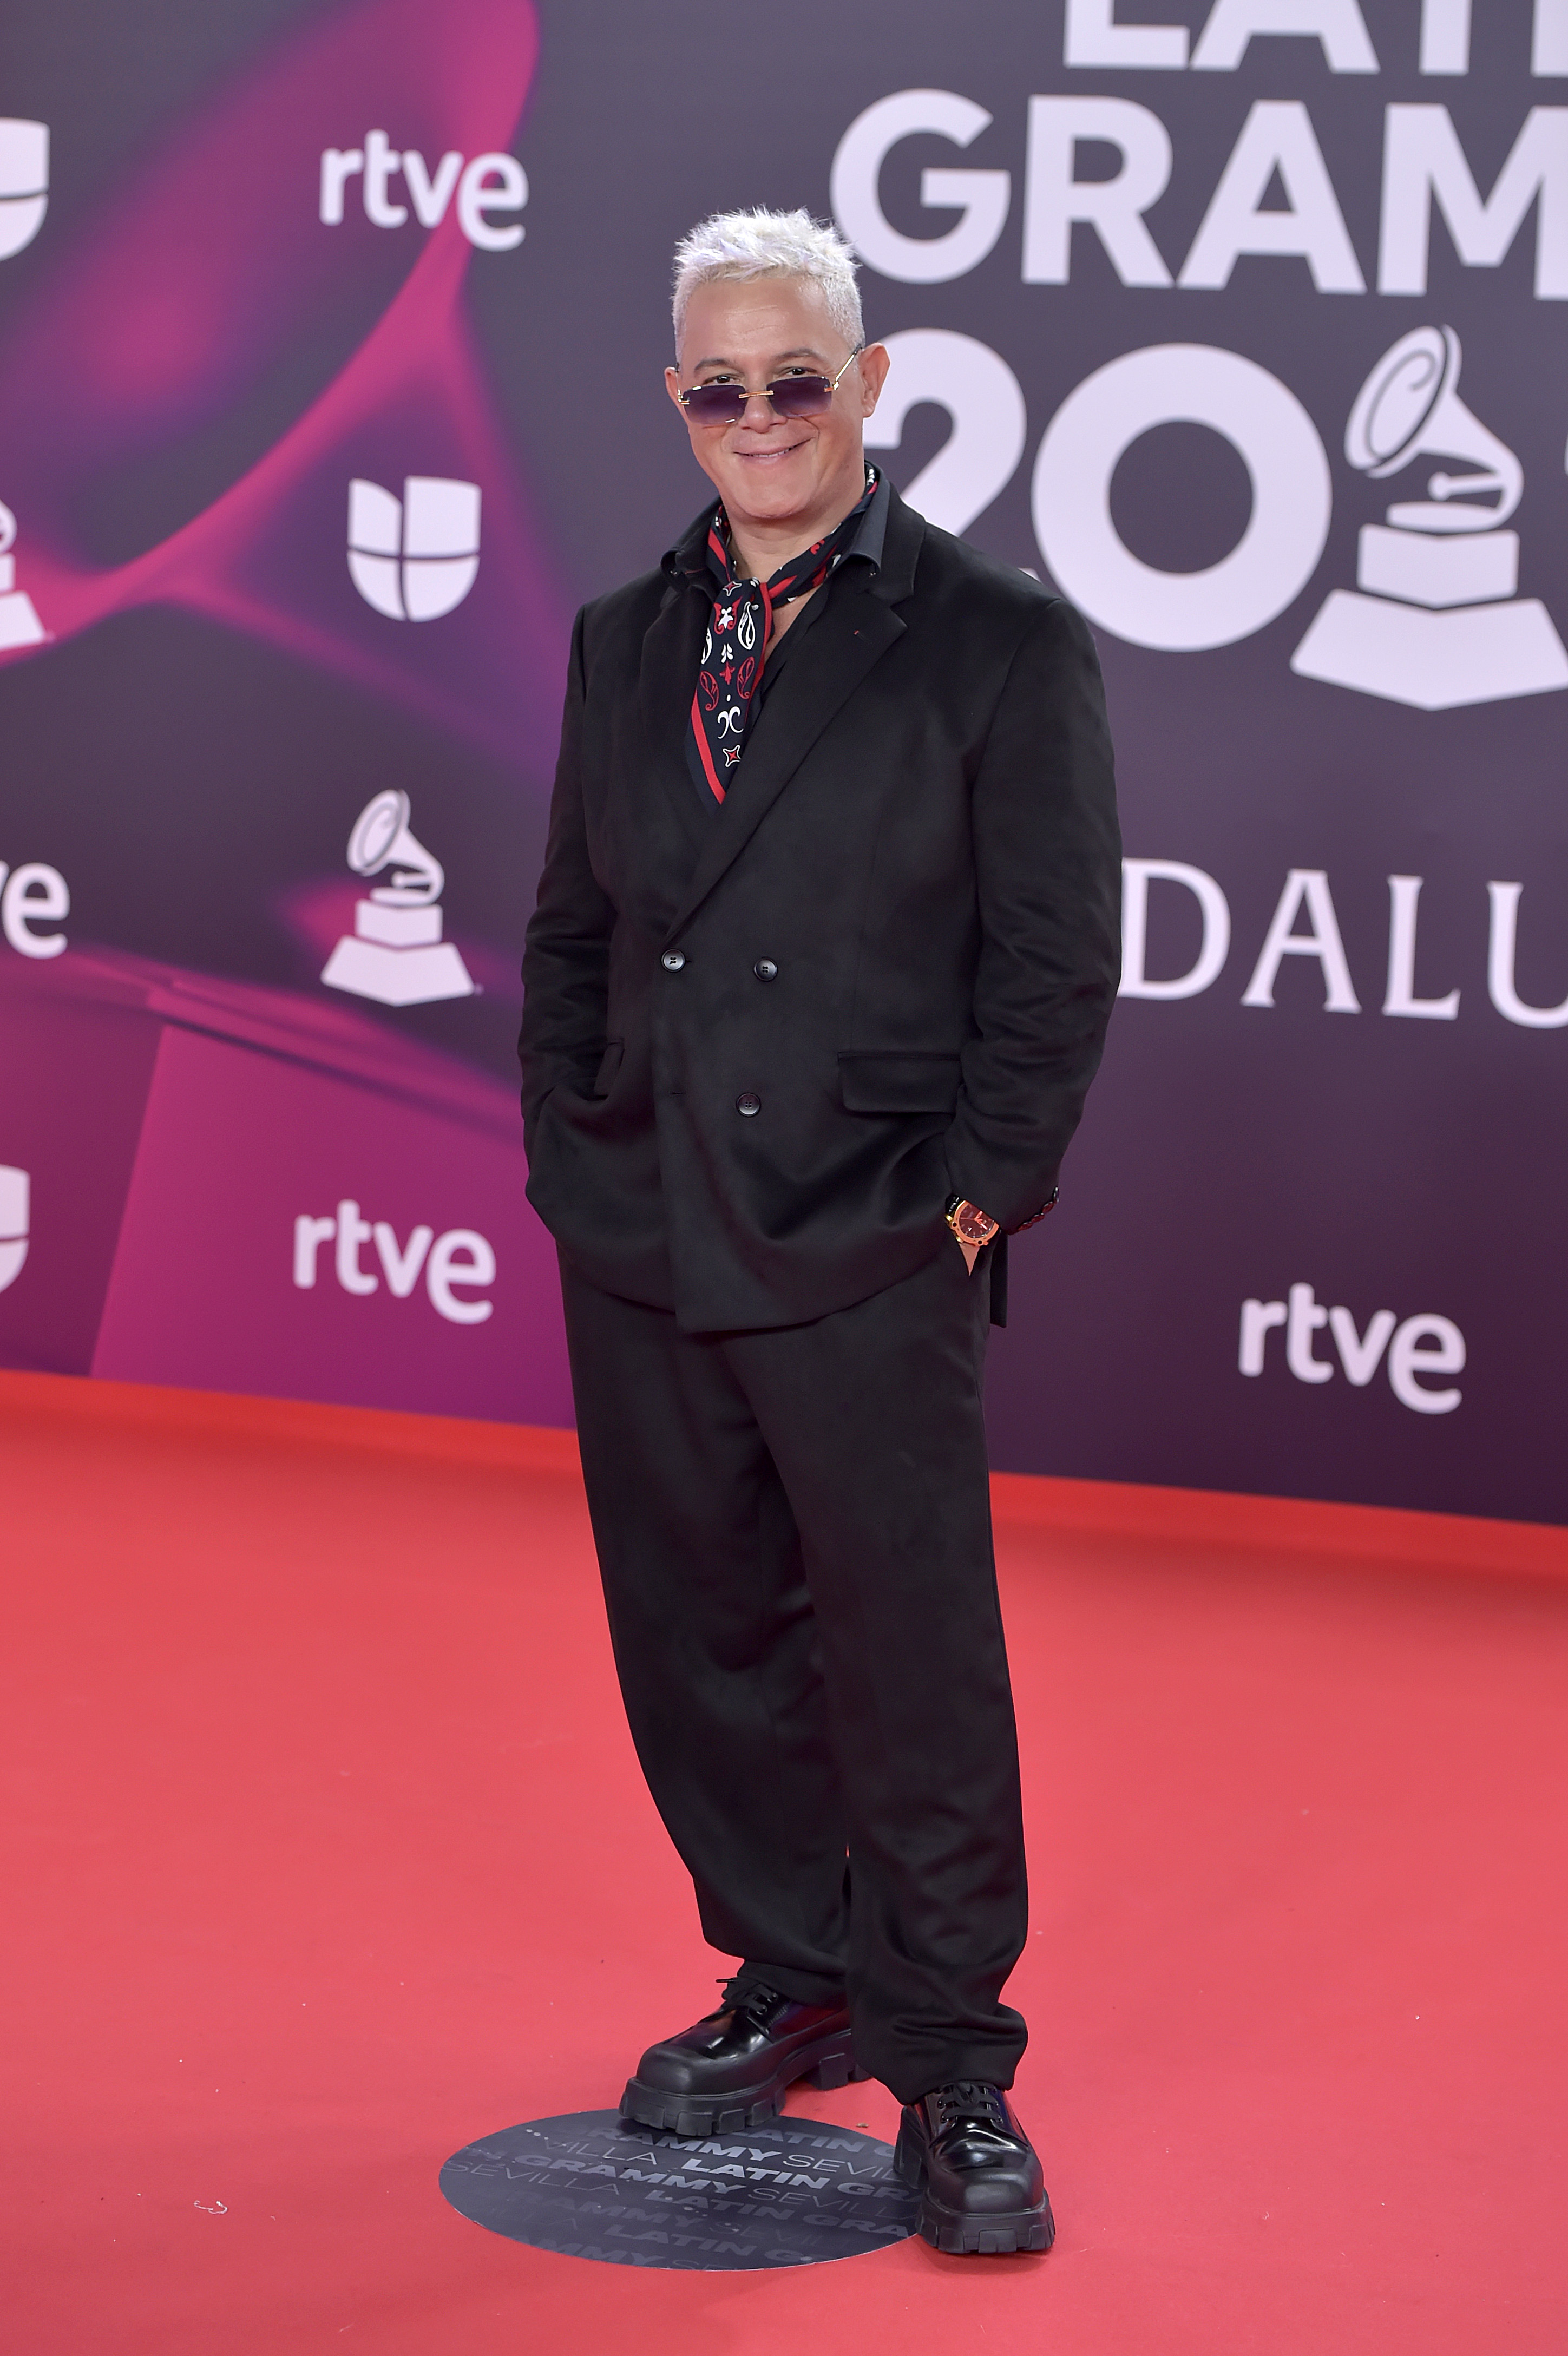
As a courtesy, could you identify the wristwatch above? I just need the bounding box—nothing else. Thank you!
[945,1194,1000,1250]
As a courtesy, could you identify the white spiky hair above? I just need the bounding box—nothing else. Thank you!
[672,208,864,358]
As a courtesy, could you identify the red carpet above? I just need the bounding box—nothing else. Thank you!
[3,1371,1565,2353]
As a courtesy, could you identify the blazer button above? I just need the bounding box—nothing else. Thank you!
[736,1092,762,1117]
[661,949,685,972]
[753,959,778,981]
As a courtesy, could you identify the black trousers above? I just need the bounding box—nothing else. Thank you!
[559,1240,1028,2105]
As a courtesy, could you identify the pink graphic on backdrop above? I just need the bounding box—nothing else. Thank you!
[0,0,567,764]
[91,1021,572,1426]
[0,940,573,1423]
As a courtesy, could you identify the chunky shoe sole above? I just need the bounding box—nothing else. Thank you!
[619,2031,865,2138]
[894,2122,1056,2255]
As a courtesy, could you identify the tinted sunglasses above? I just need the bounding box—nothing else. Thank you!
[678,346,863,429]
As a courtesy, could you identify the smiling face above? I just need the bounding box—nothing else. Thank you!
[665,274,888,557]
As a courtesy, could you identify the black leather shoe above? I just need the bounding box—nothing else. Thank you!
[619,1981,864,2137]
[894,2081,1055,2255]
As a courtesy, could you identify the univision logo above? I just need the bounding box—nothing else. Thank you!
[347,477,480,621]
[0,1164,28,1292]
[0,120,48,260]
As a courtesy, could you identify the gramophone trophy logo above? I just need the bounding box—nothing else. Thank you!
[320,790,475,1007]
[1293,326,1568,711]
[0,500,46,651]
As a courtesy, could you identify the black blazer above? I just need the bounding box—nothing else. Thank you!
[519,483,1121,1333]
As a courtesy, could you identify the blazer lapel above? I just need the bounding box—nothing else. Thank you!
[639,579,712,857]
[664,581,906,940]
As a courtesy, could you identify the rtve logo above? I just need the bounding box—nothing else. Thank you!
[293,1200,496,1325]
[1240,1283,1465,1415]
[0,856,69,957]
[0,120,47,260]
[319,133,526,249]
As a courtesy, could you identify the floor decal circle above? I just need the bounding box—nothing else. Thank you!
[439,2109,920,2269]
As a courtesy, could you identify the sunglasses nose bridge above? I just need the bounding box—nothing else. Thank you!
[684,375,833,425]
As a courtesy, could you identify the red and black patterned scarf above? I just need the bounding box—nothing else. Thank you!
[690,468,878,803]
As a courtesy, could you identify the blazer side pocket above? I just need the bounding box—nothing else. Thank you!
[837,1049,962,1115]
[592,1039,625,1098]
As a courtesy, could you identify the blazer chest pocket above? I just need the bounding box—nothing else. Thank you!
[837,1049,961,1115]
[592,1039,625,1097]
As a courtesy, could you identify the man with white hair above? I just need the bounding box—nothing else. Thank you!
[520,209,1120,2256]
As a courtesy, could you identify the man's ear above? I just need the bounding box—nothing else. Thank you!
[665,365,688,414]
[857,342,891,417]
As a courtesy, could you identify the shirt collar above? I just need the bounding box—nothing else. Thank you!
[666,465,889,587]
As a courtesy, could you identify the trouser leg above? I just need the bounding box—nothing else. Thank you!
[559,1257,849,2003]
[723,1243,1027,2103]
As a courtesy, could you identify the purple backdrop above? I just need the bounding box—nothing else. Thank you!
[2,0,1565,1520]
